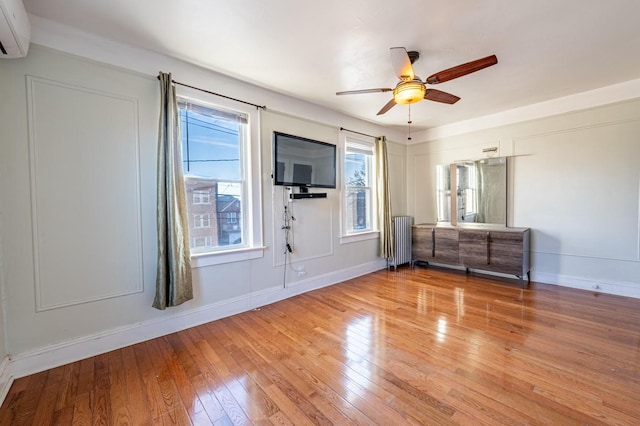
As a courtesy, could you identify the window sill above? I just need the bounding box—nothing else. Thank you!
[191,246,266,268]
[340,231,379,244]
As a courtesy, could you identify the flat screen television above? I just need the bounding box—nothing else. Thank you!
[273,131,336,188]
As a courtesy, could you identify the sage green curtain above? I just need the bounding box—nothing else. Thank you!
[153,72,193,310]
[375,136,394,259]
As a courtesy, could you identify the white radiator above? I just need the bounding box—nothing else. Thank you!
[389,216,413,270]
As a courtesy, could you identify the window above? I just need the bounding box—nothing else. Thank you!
[456,163,477,221]
[192,236,213,248]
[193,214,211,229]
[177,93,263,264]
[193,190,211,204]
[227,212,238,224]
[344,137,376,235]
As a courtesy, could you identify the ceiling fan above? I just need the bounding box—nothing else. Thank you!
[336,47,498,115]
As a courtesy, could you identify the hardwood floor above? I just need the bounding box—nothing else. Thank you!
[1,267,640,425]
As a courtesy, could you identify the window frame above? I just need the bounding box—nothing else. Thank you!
[340,134,379,244]
[176,87,264,268]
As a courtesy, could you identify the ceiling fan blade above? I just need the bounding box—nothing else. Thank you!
[426,55,498,84]
[424,89,461,104]
[390,47,415,81]
[376,98,397,115]
[336,88,392,95]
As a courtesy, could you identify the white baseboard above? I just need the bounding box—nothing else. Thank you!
[10,294,251,379]
[0,356,13,405]
[10,259,386,380]
[418,262,640,299]
[3,260,637,407]
[533,272,640,298]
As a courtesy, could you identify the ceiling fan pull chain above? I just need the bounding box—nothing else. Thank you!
[407,104,412,141]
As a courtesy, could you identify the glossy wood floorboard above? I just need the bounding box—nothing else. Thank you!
[2,267,640,425]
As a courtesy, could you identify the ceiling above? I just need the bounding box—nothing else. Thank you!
[22,0,640,133]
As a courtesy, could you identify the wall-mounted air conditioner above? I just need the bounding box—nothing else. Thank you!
[0,0,30,58]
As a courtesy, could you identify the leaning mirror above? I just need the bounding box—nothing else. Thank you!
[436,157,507,226]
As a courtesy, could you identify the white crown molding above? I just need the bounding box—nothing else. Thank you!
[413,78,640,142]
[26,14,407,144]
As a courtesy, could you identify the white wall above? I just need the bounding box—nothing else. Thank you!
[0,211,6,360]
[0,38,406,376]
[0,77,11,400]
[407,99,640,297]
[387,140,407,217]
[0,233,7,360]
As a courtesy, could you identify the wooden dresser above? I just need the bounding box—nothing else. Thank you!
[412,223,530,287]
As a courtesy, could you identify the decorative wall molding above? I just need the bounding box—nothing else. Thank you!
[26,76,145,311]
[271,192,336,268]
[511,114,640,145]
[511,116,640,264]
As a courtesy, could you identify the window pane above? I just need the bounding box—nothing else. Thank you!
[344,139,375,234]
[180,100,246,251]
[185,179,244,249]
[346,188,371,231]
[180,108,241,180]
[216,182,243,246]
[345,152,368,187]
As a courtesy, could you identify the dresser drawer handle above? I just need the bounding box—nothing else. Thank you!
[486,232,491,264]
[431,228,435,257]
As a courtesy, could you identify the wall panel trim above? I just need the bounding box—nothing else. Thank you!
[26,75,145,311]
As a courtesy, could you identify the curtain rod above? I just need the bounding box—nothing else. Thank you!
[158,75,266,110]
[340,127,377,139]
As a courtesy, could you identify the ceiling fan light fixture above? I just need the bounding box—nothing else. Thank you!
[393,81,426,104]
[336,48,498,116]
